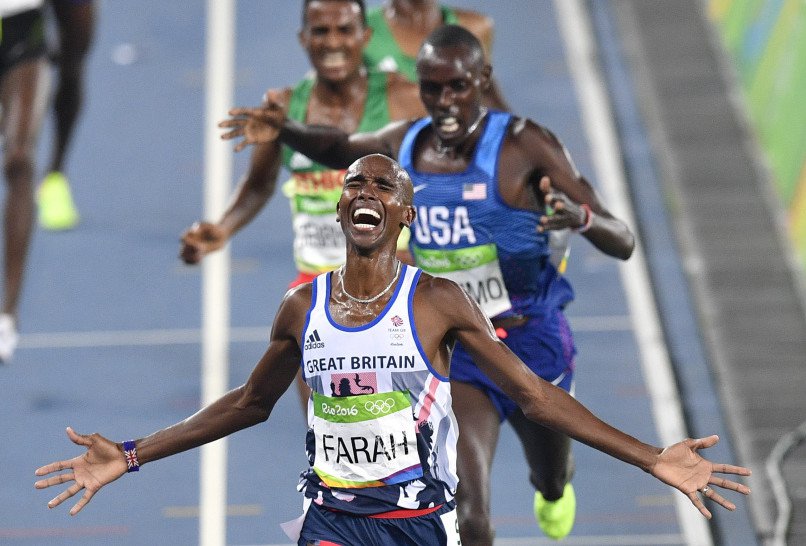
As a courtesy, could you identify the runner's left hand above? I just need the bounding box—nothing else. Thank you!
[650,435,751,519]
[537,176,587,233]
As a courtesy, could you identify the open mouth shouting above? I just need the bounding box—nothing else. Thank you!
[435,115,462,139]
[434,107,488,148]
[321,51,347,70]
[352,207,382,231]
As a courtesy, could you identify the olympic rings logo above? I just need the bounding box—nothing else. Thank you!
[365,398,396,415]
[454,253,483,268]
[389,333,405,339]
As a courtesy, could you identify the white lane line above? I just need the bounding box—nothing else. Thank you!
[16,316,628,350]
[201,1,235,545]
[19,327,269,348]
[553,1,712,545]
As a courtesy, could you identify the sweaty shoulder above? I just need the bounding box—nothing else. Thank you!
[272,282,314,341]
[454,9,495,54]
[386,72,426,120]
[283,281,313,312]
[506,116,565,162]
[412,272,480,327]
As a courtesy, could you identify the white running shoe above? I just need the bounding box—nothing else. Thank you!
[0,314,19,363]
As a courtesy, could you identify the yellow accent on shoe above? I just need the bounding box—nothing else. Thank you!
[534,483,576,540]
[38,172,80,230]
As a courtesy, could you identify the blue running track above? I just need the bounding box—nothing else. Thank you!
[0,1,736,544]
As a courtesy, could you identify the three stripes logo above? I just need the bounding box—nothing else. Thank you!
[304,329,325,350]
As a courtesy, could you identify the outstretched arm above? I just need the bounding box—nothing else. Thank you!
[218,90,411,168]
[35,286,310,515]
[181,90,287,264]
[180,140,283,264]
[180,141,282,264]
[420,279,750,517]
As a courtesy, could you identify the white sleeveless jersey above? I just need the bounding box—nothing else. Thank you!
[298,264,459,515]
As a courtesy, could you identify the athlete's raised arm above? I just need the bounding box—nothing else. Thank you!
[181,90,289,265]
[219,90,412,169]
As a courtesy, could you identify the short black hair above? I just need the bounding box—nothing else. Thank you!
[302,0,367,27]
[418,24,484,66]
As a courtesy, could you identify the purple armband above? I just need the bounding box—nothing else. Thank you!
[123,440,140,472]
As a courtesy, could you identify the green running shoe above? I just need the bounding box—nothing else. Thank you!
[534,483,576,540]
[38,172,80,230]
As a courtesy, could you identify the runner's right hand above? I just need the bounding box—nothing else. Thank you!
[180,221,227,264]
[219,90,287,152]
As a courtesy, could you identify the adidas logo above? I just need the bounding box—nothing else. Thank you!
[304,329,325,350]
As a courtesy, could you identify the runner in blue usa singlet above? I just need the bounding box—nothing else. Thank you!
[399,110,577,419]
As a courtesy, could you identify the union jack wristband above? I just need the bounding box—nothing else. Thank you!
[123,440,140,472]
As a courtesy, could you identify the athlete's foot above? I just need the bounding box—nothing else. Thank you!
[0,314,19,364]
[38,172,80,230]
[534,483,576,540]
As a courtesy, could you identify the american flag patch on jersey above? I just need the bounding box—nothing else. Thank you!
[462,182,486,200]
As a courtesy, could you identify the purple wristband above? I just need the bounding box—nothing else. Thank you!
[123,440,140,472]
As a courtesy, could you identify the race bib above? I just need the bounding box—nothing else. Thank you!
[283,177,345,273]
[292,209,346,272]
[412,244,513,317]
[312,391,423,489]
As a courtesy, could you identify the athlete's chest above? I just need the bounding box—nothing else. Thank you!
[409,172,498,248]
[303,280,427,386]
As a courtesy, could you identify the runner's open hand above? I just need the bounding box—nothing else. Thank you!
[219,89,287,152]
[650,435,751,519]
[35,427,128,516]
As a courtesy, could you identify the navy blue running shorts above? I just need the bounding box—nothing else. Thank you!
[450,310,576,421]
[299,502,461,546]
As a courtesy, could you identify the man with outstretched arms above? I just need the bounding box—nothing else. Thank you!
[219,24,634,543]
[36,154,749,546]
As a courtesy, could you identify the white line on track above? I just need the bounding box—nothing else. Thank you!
[201,1,235,545]
[553,1,712,545]
[17,316,628,350]
[19,327,269,349]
